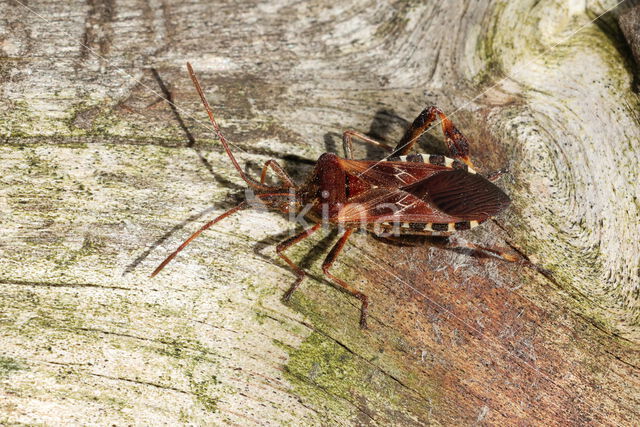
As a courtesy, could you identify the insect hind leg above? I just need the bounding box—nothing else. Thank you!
[432,237,524,265]
[260,159,295,188]
[392,106,472,167]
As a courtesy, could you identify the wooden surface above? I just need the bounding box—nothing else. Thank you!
[1,0,639,424]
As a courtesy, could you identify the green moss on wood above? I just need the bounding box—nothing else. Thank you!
[0,355,26,377]
[281,330,437,424]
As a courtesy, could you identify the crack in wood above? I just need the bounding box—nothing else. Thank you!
[0,279,130,291]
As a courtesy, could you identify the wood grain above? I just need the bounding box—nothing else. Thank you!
[1,0,638,424]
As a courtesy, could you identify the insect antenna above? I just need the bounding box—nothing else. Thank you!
[150,201,248,277]
[186,62,275,192]
[150,191,296,277]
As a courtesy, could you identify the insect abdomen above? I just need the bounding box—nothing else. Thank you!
[364,219,483,236]
[386,154,477,174]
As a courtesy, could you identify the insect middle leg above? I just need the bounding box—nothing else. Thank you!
[321,229,369,329]
[277,223,322,301]
[392,106,472,167]
[342,130,393,160]
[260,159,295,188]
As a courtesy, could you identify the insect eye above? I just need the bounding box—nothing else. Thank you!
[321,190,330,198]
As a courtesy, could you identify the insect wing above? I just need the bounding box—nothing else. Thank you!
[337,188,463,224]
[401,169,510,219]
[337,169,510,225]
[339,158,449,188]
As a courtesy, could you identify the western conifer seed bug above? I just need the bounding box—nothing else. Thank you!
[151,63,515,329]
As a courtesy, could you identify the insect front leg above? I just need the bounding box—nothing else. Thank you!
[276,223,321,301]
[342,130,393,160]
[321,229,369,329]
[260,159,295,188]
[393,106,472,167]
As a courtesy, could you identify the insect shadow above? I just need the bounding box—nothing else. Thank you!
[252,228,340,287]
[124,202,231,276]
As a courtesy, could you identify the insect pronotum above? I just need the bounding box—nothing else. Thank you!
[151,63,514,329]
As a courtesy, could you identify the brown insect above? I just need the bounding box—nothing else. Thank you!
[151,63,514,329]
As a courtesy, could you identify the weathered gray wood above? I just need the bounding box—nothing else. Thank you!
[1,0,639,424]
